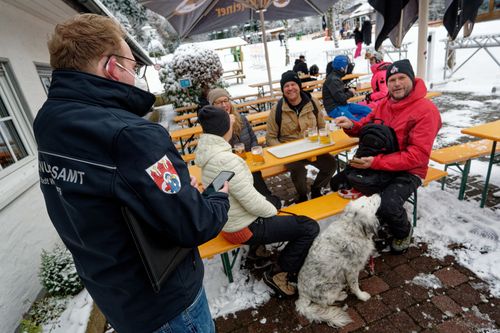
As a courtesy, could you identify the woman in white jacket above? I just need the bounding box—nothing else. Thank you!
[195,106,319,297]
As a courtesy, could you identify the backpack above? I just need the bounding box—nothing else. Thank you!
[275,96,319,138]
[331,120,399,195]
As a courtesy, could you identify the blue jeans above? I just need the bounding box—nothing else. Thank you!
[328,103,372,121]
[152,287,215,333]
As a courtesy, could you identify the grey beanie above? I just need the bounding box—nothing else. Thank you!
[207,88,231,105]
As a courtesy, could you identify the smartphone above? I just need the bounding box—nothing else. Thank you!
[350,157,364,164]
[202,171,235,196]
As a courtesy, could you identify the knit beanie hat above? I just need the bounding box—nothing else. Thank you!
[280,70,302,91]
[198,106,230,137]
[386,59,415,84]
[207,88,230,105]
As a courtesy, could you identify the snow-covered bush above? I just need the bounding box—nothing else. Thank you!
[39,245,83,297]
[20,297,67,333]
[159,45,225,107]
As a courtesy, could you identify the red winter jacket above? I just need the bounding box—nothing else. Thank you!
[345,78,442,179]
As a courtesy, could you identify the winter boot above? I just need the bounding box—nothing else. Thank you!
[263,270,297,297]
[391,226,413,254]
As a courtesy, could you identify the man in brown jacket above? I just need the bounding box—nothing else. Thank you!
[266,71,337,203]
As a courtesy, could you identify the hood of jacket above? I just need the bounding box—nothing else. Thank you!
[47,69,155,117]
[370,61,391,74]
[195,134,232,168]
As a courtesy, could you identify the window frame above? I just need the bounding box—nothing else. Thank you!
[0,60,38,209]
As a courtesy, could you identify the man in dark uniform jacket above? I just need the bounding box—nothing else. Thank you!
[34,14,229,333]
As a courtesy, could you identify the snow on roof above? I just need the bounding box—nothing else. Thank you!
[193,37,248,51]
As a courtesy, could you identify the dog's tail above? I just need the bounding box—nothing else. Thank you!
[295,296,352,327]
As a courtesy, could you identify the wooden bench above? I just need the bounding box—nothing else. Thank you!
[198,166,447,282]
[430,139,500,200]
[173,112,197,127]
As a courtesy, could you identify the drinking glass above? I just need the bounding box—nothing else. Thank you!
[307,126,318,143]
[233,143,246,159]
[319,128,330,144]
[251,145,265,165]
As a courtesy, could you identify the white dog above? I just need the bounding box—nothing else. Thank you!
[295,195,381,327]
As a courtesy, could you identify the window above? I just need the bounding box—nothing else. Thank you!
[0,61,37,208]
[35,64,52,95]
[478,0,490,15]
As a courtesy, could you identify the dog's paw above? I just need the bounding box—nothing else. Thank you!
[356,291,371,301]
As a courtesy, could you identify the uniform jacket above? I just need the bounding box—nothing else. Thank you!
[230,114,258,151]
[293,60,309,75]
[322,70,354,112]
[367,61,391,107]
[266,92,325,146]
[195,134,277,232]
[345,78,442,179]
[33,70,229,333]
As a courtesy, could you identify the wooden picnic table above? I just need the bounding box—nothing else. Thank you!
[245,130,358,173]
[174,104,198,114]
[234,96,277,113]
[461,119,500,208]
[173,112,198,127]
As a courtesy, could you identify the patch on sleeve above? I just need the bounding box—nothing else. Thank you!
[146,155,182,194]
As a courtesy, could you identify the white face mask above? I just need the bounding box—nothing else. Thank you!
[134,78,148,91]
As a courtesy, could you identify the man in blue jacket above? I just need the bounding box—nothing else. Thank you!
[34,14,229,333]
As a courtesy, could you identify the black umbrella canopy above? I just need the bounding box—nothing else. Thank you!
[140,0,334,38]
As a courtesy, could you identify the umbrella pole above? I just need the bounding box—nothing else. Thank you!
[416,0,429,80]
[259,9,274,98]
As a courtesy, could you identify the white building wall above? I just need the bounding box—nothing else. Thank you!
[0,2,75,332]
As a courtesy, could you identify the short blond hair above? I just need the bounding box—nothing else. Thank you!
[48,14,125,71]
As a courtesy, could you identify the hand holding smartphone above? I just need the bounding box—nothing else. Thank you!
[349,157,364,164]
[202,171,235,196]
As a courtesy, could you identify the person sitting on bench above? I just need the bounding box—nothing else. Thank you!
[266,71,337,203]
[207,88,281,209]
[335,59,442,253]
[195,106,319,297]
[323,55,372,121]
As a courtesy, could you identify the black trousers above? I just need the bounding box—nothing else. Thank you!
[252,171,282,209]
[376,172,422,239]
[245,215,319,274]
[285,153,337,198]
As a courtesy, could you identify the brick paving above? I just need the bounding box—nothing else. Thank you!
[215,242,500,332]
[215,149,500,332]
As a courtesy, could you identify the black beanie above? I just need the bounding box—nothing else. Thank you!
[386,59,415,84]
[198,106,230,137]
[280,70,302,92]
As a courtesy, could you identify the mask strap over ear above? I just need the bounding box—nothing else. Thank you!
[104,56,119,81]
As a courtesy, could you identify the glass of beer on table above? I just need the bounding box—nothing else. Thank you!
[251,145,265,165]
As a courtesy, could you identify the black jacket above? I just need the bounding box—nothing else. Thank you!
[322,69,354,112]
[34,70,229,333]
[293,60,309,75]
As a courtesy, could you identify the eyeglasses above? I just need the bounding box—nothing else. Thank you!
[213,98,231,106]
[108,54,147,79]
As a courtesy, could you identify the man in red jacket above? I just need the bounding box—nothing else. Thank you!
[335,59,442,253]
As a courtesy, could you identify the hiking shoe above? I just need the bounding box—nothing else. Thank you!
[263,271,297,297]
[247,244,272,260]
[391,227,413,254]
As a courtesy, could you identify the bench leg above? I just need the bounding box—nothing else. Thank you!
[406,190,418,227]
[480,141,498,208]
[220,253,233,283]
[458,159,471,200]
[441,165,448,190]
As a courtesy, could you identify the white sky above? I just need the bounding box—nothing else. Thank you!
[44,18,500,333]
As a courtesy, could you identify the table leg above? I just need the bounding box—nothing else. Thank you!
[480,141,497,208]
